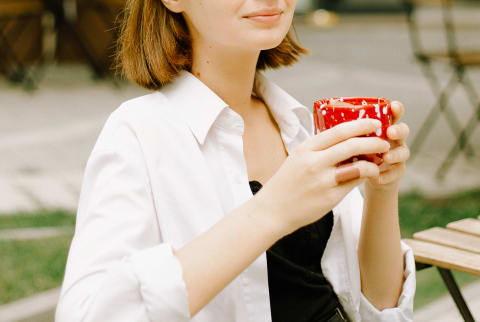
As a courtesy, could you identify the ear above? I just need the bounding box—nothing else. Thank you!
[160,0,183,13]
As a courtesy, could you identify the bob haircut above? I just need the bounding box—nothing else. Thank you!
[116,0,310,90]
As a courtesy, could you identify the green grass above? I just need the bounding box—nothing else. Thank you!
[399,188,480,238]
[0,234,73,304]
[0,189,479,308]
[0,209,75,230]
[399,188,480,309]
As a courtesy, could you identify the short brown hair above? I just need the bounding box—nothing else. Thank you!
[116,0,310,90]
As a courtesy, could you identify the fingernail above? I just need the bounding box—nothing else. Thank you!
[373,119,382,127]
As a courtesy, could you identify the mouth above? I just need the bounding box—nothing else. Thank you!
[243,9,283,23]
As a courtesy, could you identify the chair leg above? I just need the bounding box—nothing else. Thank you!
[436,103,480,180]
[409,69,476,162]
[456,69,480,161]
[75,1,123,80]
[437,268,475,322]
[0,20,29,82]
[0,16,43,89]
[59,21,107,78]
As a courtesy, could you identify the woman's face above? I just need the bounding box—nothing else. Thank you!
[180,0,298,52]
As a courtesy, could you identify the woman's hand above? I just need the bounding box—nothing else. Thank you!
[366,101,410,191]
[252,118,389,236]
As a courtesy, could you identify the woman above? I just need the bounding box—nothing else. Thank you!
[56,0,415,321]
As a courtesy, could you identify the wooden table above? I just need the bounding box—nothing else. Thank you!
[404,216,480,322]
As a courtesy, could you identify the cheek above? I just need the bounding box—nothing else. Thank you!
[290,0,299,11]
[187,0,295,50]
[184,1,233,39]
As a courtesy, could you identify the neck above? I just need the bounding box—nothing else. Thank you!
[190,37,261,118]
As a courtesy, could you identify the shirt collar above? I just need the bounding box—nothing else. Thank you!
[162,69,313,145]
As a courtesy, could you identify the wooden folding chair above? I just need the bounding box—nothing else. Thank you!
[0,0,44,88]
[73,0,125,78]
[403,0,480,180]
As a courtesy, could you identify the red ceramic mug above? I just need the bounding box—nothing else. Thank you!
[313,97,393,165]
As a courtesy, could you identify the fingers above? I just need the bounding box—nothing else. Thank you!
[387,122,410,141]
[334,176,366,195]
[330,160,380,187]
[383,144,410,164]
[320,137,390,166]
[335,163,361,184]
[300,119,382,153]
[368,162,406,185]
[391,101,404,124]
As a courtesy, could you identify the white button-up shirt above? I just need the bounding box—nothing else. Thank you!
[56,70,415,322]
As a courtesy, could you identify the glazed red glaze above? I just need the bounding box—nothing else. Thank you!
[313,97,393,165]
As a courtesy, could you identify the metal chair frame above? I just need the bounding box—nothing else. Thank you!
[403,0,480,180]
[416,263,475,322]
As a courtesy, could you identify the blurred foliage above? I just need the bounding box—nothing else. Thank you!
[0,234,73,305]
[399,188,480,238]
[0,209,75,230]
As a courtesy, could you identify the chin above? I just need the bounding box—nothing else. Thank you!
[243,33,288,51]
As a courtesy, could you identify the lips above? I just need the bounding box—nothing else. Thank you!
[243,9,282,18]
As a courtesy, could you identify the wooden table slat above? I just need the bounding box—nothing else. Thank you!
[446,218,480,237]
[413,227,480,254]
[404,238,480,276]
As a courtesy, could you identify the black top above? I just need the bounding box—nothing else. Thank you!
[249,180,342,322]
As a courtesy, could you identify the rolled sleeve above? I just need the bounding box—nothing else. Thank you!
[56,110,191,322]
[359,241,416,321]
[324,187,416,322]
[128,244,190,321]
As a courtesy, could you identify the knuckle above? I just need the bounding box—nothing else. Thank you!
[301,154,317,174]
[334,123,350,139]
[357,160,378,177]
[336,145,350,158]
[339,139,355,154]
[375,138,389,150]
[291,145,303,157]
[385,151,393,163]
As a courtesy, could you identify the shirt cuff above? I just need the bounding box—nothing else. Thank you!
[358,241,416,322]
[128,243,190,321]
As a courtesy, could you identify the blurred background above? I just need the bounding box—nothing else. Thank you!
[1,0,479,321]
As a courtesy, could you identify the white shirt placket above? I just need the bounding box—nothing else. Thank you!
[213,107,272,322]
[214,108,253,207]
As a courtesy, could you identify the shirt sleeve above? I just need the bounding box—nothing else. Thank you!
[322,186,416,322]
[55,111,190,322]
[358,240,416,322]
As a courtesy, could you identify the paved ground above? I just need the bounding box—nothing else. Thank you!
[0,227,73,240]
[2,8,480,215]
[0,288,59,322]
[1,5,480,321]
[414,279,480,321]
